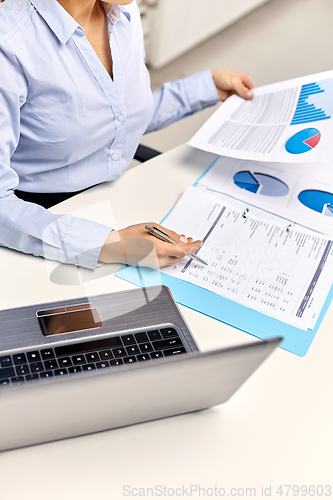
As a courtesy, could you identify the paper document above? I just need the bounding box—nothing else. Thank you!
[189,71,333,163]
[161,187,333,330]
[196,156,333,236]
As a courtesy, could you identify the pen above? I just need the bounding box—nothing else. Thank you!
[145,225,208,266]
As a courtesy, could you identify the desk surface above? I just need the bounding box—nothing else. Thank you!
[1,145,333,500]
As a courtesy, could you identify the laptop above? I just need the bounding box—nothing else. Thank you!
[0,285,281,451]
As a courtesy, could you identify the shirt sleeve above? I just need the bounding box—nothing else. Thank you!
[145,70,219,134]
[0,43,112,270]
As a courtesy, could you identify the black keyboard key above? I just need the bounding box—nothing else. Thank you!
[13,353,27,365]
[150,351,163,359]
[96,361,110,369]
[30,362,44,373]
[54,369,68,377]
[122,335,136,346]
[41,349,55,360]
[113,347,126,358]
[152,338,183,350]
[44,359,58,370]
[126,345,140,356]
[147,330,162,341]
[40,371,54,379]
[139,343,154,353]
[15,364,30,376]
[82,364,96,372]
[163,347,187,357]
[68,366,82,374]
[25,374,39,382]
[100,350,113,361]
[123,356,137,364]
[27,351,41,363]
[11,376,25,385]
[72,355,86,365]
[0,355,13,368]
[55,337,122,357]
[0,366,15,380]
[86,352,100,363]
[137,354,151,362]
[160,327,179,339]
[134,332,148,343]
[0,379,10,385]
[58,357,72,368]
[110,359,123,367]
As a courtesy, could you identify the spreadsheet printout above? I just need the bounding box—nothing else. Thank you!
[161,187,333,330]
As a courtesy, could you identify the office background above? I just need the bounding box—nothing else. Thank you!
[138,0,333,155]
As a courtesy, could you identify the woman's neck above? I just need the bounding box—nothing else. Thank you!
[57,0,103,27]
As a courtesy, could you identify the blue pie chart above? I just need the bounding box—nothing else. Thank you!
[298,190,333,216]
[233,171,289,197]
[285,128,321,154]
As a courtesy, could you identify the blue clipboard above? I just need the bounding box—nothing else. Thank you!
[116,158,333,356]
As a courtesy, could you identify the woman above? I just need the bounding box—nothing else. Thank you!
[0,0,255,269]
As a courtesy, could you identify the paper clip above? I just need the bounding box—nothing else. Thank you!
[242,208,249,219]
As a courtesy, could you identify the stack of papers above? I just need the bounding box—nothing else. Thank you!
[161,186,333,332]
[118,70,333,355]
[183,70,333,335]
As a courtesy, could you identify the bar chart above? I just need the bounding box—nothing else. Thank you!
[291,81,332,125]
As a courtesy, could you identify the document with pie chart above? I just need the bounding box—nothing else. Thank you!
[189,70,333,163]
[195,156,333,236]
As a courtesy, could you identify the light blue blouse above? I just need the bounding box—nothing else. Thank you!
[0,0,219,268]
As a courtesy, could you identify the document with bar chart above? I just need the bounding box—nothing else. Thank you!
[188,70,333,163]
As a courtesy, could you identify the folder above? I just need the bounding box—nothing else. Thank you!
[116,159,333,356]
[116,263,333,356]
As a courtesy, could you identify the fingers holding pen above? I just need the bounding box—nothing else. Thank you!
[151,224,192,245]
[99,222,202,268]
[156,239,203,267]
[158,238,202,259]
[146,223,202,260]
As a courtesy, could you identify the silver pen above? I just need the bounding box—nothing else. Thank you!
[145,225,208,266]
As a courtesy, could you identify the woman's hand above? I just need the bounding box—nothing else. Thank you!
[211,69,255,101]
[98,223,202,268]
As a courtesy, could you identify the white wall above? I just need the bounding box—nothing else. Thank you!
[143,0,271,68]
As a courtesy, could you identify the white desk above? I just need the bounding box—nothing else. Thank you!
[1,145,332,500]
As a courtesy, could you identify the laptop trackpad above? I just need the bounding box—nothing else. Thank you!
[36,303,102,336]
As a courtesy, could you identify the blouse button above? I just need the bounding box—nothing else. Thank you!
[111,153,118,161]
[117,115,125,122]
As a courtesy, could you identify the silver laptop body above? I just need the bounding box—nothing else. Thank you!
[0,286,281,451]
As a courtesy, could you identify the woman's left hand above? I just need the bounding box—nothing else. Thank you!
[211,69,255,101]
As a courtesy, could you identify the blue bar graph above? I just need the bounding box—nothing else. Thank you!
[291,82,331,125]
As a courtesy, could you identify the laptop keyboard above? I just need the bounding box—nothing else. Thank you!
[0,326,188,387]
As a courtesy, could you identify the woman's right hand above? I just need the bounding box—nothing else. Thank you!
[98,222,202,268]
